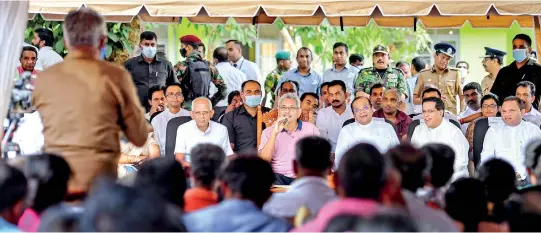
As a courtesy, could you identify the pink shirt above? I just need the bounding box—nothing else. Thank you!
[18,208,40,232]
[258,121,320,178]
[292,198,380,232]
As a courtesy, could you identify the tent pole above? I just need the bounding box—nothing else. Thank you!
[534,16,541,54]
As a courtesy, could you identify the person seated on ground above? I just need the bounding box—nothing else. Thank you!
[412,86,459,121]
[417,143,456,209]
[133,157,187,210]
[263,136,336,223]
[183,156,291,232]
[372,88,413,141]
[18,153,71,232]
[0,163,28,232]
[184,143,226,213]
[477,159,516,223]
[217,90,241,122]
[323,209,418,232]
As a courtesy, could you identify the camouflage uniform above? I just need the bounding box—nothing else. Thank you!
[354,66,407,95]
[264,68,287,106]
[174,51,226,109]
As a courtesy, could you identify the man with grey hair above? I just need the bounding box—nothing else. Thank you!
[32,8,148,196]
[174,97,233,168]
[259,93,320,185]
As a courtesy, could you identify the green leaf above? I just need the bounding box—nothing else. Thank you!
[108,32,120,42]
[105,44,113,58]
[120,39,133,54]
[122,29,130,40]
[54,40,64,54]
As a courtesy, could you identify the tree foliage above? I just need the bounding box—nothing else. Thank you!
[187,19,258,48]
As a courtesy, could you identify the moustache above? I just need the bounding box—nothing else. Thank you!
[467,100,476,104]
[377,60,384,63]
[332,100,340,103]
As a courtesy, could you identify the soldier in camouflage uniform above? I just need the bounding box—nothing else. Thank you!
[263,51,292,107]
[354,45,407,98]
[174,35,226,110]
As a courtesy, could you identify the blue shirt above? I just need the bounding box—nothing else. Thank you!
[0,217,19,232]
[322,65,357,95]
[183,199,291,232]
[277,68,322,96]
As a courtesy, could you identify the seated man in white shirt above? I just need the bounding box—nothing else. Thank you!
[481,96,541,184]
[151,83,190,156]
[411,97,469,181]
[263,136,336,223]
[334,96,400,169]
[516,81,541,127]
[174,97,234,168]
[413,87,458,122]
[145,85,165,121]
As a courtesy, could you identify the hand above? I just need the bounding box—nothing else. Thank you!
[308,110,315,124]
[273,117,288,135]
[225,103,237,113]
[181,161,191,168]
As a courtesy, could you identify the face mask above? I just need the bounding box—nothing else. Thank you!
[513,49,528,62]
[245,95,261,107]
[459,68,468,79]
[100,47,107,60]
[180,48,187,58]
[142,46,157,59]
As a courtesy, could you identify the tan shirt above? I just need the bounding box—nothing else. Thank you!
[481,73,495,95]
[32,50,148,193]
[414,66,463,115]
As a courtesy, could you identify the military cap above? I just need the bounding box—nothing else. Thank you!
[434,42,456,58]
[180,35,201,44]
[275,51,291,60]
[480,47,507,58]
[373,45,389,55]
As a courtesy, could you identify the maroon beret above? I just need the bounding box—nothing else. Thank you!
[180,35,201,44]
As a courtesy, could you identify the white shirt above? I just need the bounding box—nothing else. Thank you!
[322,65,357,95]
[211,62,247,107]
[523,107,541,128]
[174,120,234,162]
[480,120,541,180]
[316,106,354,152]
[151,108,190,156]
[411,119,469,181]
[35,46,63,71]
[232,57,261,85]
[458,106,481,134]
[334,119,400,169]
[11,111,44,155]
[263,177,336,219]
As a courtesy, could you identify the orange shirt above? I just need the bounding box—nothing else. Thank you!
[184,187,218,213]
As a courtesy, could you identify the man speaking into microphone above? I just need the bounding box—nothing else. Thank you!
[32,8,148,197]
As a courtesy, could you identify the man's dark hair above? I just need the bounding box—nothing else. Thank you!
[165,83,184,95]
[297,47,313,58]
[337,143,387,200]
[134,157,186,208]
[370,83,384,96]
[227,91,241,105]
[517,80,536,97]
[445,178,488,232]
[387,144,429,193]
[513,33,532,47]
[295,136,331,172]
[328,80,347,93]
[395,61,409,68]
[456,61,469,69]
[421,143,455,188]
[421,87,442,99]
[147,85,165,101]
[219,156,275,207]
[300,92,319,106]
[481,93,500,106]
[463,82,482,94]
[241,80,261,92]
[213,47,228,63]
[38,205,84,232]
[24,153,71,213]
[34,28,54,47]
[503,96,525,110]
[199,42,205,53]
[422,97,446,113]
[20,46,38,59]
[349,54,364,64]
[506,190,541,231]
[333,42,349,53]
[280,80,299,93]
[190,144,226,188]
[140,31,157,42]
[226,39,242,48]
[477,159,516,203]
[411,56,427,73]
[350,96,372,112]
[321,82,331,90]
[0,163,28,213]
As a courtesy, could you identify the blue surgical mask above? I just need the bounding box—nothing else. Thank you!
[142,46,157,59]
[513,49,528,62]
[245,95,261,107]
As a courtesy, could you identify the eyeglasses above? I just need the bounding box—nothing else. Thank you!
[482,104,497,109]
[166,93,183,98]
[279,106,299,112]
[353,106,371,113]
[193,111,211,117]
[281,88,296,94]
[422,109,440,114]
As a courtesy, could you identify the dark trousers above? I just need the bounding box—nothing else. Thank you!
[274,173,294,185]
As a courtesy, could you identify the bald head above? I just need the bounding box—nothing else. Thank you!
[213,47,228,63]
[384,88,401,100]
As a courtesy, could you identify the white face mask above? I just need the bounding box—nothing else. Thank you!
[459,68,468,79]
[142,46,157,59]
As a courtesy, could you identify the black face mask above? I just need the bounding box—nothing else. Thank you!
[179,48,187,58]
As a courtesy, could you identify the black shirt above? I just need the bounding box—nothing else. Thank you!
[221,105,270,153]
[124,55,177,109]
[490,59,541,109]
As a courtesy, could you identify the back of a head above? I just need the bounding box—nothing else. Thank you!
[134,157,186,208]
[420,144,455,188]
[0,162,28,213]
[295,136,331,172]
[219,155,275,207]
[324,209,418,232]
[38,204,83,232]
[411,57,427,73]
[24,153,72,213]
[445,178,488,232]
[79,180,186,232]
[338,143,387,200]
[213,47,228,63]
[190,143,226,188]
[525,139,541,181]
[506,190,541,231]
[477,158,516,203]
[387,144,429,193]
[63,8,105,48]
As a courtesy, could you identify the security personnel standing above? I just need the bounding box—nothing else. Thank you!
[480,47,506,95]
[413,42,464,115]
[263,51,292,107]
[354,45,406,97]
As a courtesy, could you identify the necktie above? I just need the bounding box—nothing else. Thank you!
[233,64,237,68]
